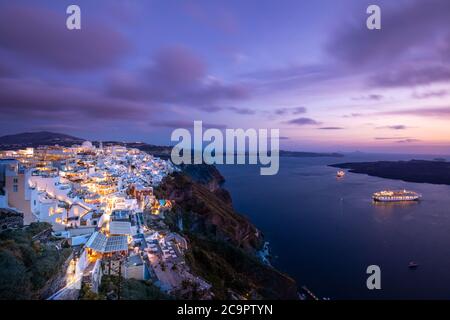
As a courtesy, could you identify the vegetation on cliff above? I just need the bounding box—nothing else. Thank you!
[0,222,72,299]
[95,276,170,300]
[184,234,298,299]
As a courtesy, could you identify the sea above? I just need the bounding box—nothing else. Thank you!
[217,153,450,299]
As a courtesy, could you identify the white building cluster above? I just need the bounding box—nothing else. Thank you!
[0,142,212,299]
[0,142,174,231]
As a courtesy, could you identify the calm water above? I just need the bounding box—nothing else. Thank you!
[218,154,450,299]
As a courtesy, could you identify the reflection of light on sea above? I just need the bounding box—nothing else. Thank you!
[372,200,420,219]
[372,200,420,208]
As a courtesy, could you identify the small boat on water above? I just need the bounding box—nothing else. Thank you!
[408,261,419,269]
[336,170,345,178]
[372,189,421,202]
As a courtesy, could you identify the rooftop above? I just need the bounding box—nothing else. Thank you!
[85,232,128,253]
[109,221,132,235]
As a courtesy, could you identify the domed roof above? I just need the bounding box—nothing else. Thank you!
[81,141,93,149]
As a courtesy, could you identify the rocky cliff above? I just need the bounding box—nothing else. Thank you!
[156,165,260,251]
[155,164,298,299]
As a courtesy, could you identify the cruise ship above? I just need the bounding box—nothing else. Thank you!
[372,190,421,202]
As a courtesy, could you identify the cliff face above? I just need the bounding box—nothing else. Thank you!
[155,164,298,299]
[176,163,232,203]
[178,164,225,190]
[156,169,261,251]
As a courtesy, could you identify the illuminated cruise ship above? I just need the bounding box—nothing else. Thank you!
[372,190,421,202]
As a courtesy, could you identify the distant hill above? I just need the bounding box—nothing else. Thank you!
[0,131,84,149]
[0,131,176,157]
[279,150,343,158]
[0,131,344,159]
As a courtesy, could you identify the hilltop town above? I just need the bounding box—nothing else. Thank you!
[0,141,216,299]
[0,132,299,300]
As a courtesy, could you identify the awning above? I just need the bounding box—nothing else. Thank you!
[85,232,128,253]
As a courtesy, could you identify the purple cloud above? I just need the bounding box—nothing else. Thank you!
[376,125,408,130]
[380,106,450,118]
[396,139,421,143]
[108,46,250,111]
[150,120,227,130]
[374,137,420,143]
[148,46,206,88]
[327,0,450,67]
[275,106,307,116]
[241,64,338,93]
[352,94,384,101]
[225,1,450,100]
[343,113,363,118]
[0,78,153,122]
[183,1,239,34]
[318,127,344,130]
[0,5,130,70]
[325,0,450,90]
[375,137,411,140]
[285,117,321,126]
[413,90,449,99]
[370,65,450,88]
[226,107,256,115]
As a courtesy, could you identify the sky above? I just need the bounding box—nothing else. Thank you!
[0,0,449,153]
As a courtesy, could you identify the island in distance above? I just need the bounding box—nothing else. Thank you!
[330,159,450,186]
[279,150,343,158]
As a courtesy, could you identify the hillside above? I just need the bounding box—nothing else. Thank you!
[0,131,84,149]
[0,131,343,159]
[0,222,72,299]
